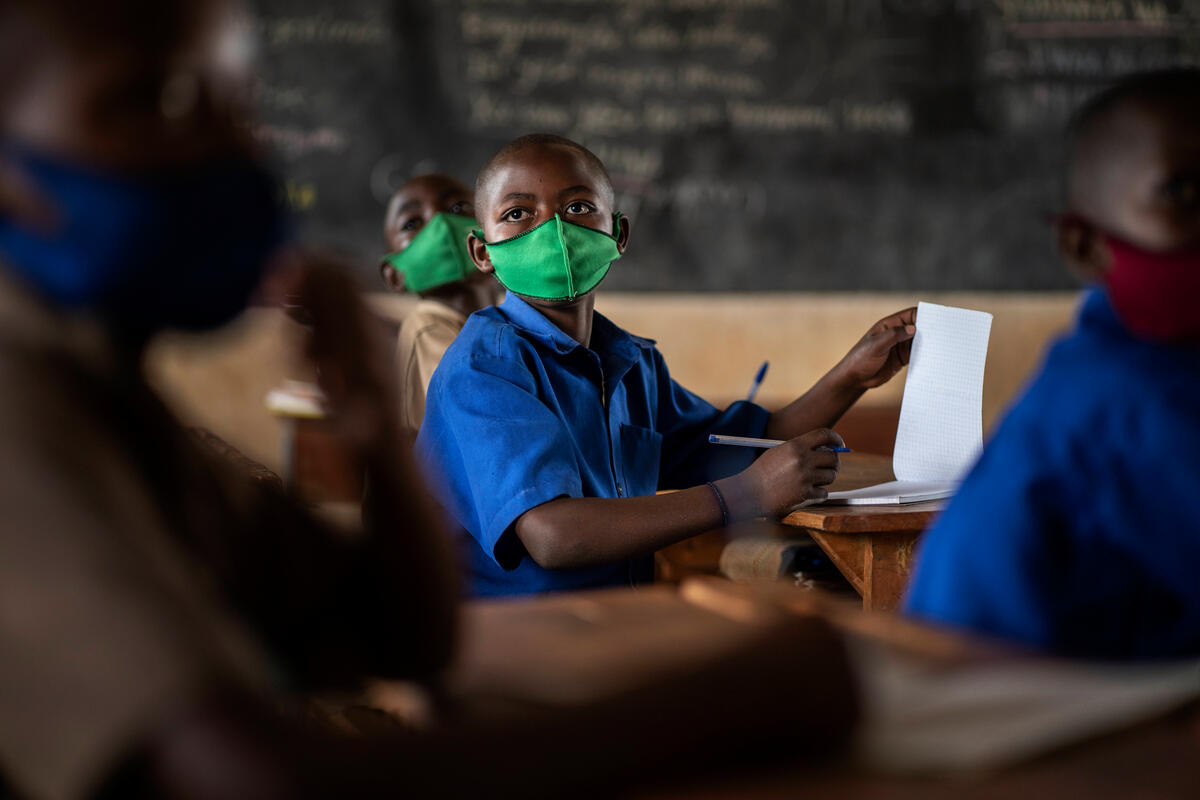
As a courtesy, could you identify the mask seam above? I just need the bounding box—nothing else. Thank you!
[556,214,575,299]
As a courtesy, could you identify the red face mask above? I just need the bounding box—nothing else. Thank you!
[1102,232,1200,345]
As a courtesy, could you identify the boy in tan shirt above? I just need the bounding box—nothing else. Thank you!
[380,174,503,429]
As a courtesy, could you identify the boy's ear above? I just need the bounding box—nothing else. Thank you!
[1055,216,1111,283]
[614,214,631,254]
[380,262,406,293]
[467,231,495,274]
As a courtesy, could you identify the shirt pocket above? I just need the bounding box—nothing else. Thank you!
[618,423,663,498]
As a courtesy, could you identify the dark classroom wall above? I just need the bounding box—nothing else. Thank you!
[249,0,1200,290]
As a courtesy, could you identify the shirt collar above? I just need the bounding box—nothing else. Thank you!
[1078,286,1121,335]
[498,292,655,361]
[413,298,468,325]
[1078,286,1200,359]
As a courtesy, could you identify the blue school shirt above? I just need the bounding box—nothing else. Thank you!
[904,289,1200,659]
[415,293,769,597]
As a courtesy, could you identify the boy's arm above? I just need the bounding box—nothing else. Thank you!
[515,428,843,569]
[283,259,460,681]
[764,308,915,440]
[107,613,858,799]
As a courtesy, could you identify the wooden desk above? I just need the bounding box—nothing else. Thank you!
[406,583,1200,800]
[266,383,363,503]
[447,585,768,706]
[783,453,942,612]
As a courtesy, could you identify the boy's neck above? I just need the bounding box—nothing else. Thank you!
[527,292,596,349]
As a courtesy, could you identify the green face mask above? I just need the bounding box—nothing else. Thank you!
[475,213,622,301]
[382,212,479,293]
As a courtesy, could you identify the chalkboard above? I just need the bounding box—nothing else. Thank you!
[247,0,1200,291]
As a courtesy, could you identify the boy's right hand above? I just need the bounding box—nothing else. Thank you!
[715,429,844,520]
[281,251,402,455]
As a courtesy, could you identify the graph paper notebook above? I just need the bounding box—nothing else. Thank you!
[822,302,993,506]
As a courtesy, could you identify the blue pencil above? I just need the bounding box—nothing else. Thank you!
[747,361,769,402]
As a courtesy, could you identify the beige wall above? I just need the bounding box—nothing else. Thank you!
[147,292,1082,475]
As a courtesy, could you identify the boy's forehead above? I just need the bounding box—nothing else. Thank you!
[1071,100,1200,215]
[388,175,471,217]
[397,174,470,202]
[480,145,606,206]
[1100,100,1200,165]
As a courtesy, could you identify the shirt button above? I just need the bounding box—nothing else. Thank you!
[617,485,624,497]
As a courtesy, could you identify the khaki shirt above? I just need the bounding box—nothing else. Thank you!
[396,299,467,431]
[0,277,379,799]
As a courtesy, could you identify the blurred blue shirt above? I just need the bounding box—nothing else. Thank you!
[415,293,768,597]
[905,289,1200,659]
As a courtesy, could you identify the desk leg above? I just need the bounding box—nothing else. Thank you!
[280,417,296,489]
[805,529,922,612]
[805,530,868,598]
[862,531,921,612]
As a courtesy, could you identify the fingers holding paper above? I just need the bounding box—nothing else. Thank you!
[837,307,917,390]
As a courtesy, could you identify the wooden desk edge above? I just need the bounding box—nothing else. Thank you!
[782,502,944,533]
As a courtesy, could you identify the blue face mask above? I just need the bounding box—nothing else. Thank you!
[0,146,287,333]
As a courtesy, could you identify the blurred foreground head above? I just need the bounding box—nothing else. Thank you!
[0,0,285,338]
[1058,68,1200,344]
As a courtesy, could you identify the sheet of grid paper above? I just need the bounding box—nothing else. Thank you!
[892,302,993,483]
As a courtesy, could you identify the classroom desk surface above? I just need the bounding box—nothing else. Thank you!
[419,581,1200,800]
[644,710,1200,800]
[782,452,942,612]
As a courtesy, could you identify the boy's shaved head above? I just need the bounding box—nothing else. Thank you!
[0,0,210,110]
[475,133,613,215]
[1056,68,1200,283]
[0,0,251,171]
[1066,69,1200,223]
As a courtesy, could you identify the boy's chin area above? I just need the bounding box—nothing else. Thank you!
[512,290,597,309]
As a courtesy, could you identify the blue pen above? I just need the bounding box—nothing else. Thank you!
[708,434,851,453]
[746,361,769,402]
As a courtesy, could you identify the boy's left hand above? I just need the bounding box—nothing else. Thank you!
[833,308,917,390]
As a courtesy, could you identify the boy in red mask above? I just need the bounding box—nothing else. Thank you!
[380,173,503,430]
[905,69,1200,659]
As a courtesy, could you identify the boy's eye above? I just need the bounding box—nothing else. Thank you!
[451,201,474,215]
[401,217,422,231]
[502,208,528,221]
[565,201,596,215]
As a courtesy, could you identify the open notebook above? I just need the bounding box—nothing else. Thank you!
[823,302,993,506]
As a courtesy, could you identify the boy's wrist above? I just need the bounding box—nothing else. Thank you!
[823,360,869,402]
[711,475,763,523]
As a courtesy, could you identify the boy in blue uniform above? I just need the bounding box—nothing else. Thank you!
[416,133,917,596]
[905,70,1200,659]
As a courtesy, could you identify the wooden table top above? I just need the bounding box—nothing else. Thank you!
[435,583,1200,800]
[415,582,1200,800]
[781,452,945,533]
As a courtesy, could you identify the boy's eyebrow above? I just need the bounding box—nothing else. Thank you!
[397,198,422,214]
[438,187,470,203]
[557,185,595,199]
[499,192,536,203]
